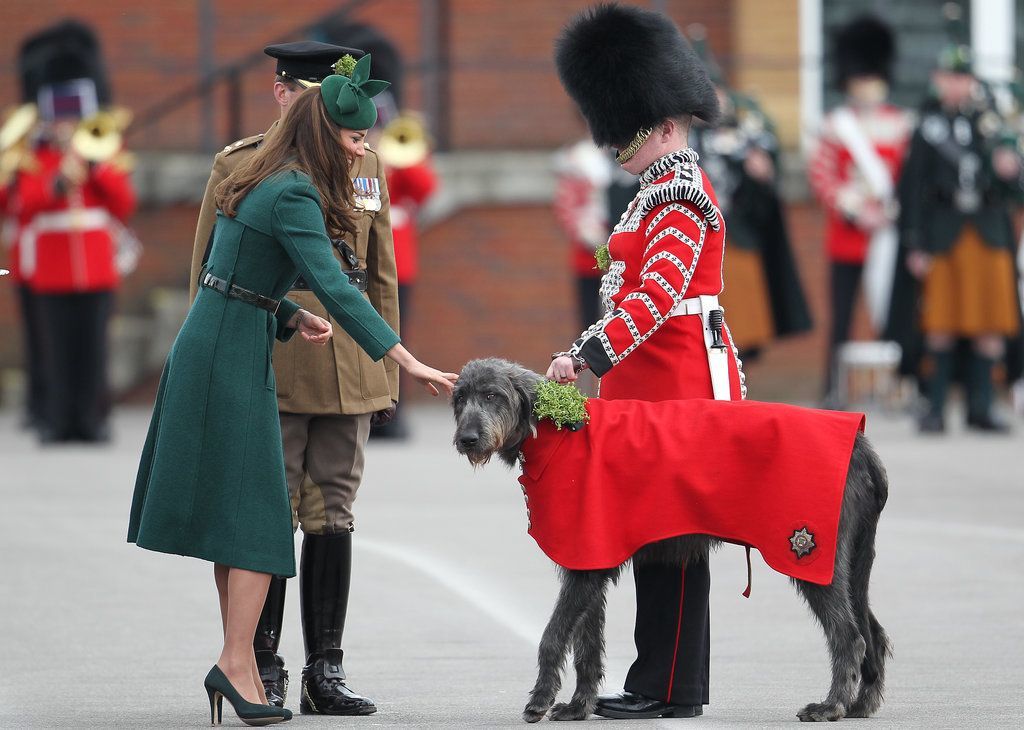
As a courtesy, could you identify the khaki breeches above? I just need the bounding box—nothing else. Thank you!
[279,412,372,534]
[720,246,774,351]
[921,226,1020,337]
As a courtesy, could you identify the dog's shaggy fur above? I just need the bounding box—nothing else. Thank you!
[452,358,891,723]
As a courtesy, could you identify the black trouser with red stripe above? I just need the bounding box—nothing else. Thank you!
[624,557,710,706]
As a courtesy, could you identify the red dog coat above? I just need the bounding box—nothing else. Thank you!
[518,398,865,585]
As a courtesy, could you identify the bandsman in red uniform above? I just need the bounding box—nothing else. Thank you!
[548,5,744,719]
[808,15,913,408]
[373,113,438,439]
[11,20,135,443]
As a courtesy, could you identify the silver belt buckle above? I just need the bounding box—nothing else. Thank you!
[954,189,980,213]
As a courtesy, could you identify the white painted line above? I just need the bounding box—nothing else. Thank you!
[357,537,544,646]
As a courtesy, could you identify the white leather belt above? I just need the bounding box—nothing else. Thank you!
[31,208,111,232]
[668,294,731,401]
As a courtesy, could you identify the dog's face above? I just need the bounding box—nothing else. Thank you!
[452,358,540,467]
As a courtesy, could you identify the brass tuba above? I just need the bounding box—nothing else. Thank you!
[378,112,431,169]
[71,106,133,163]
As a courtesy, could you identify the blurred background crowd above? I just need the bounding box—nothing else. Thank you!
[2,0,1024,443]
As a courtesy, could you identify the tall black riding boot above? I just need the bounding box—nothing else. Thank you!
[919,349,953,433]
[253,575,289,707]
[966,353,1011,432]
[299,532,376,715]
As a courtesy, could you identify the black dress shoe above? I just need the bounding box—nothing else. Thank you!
[300,649,376,716]
[594,691,703,719]
[256,650,289,708]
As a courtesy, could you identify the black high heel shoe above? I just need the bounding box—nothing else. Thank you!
[204,665,292,726]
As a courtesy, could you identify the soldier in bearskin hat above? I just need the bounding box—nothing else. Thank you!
[885,8,1023,433]
[548,4,745,718]
[808,15,914,409]
[6,19,135,443]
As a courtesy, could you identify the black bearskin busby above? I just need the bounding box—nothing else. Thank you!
[18,19,112,105]
[833,15,895,91]
[555,3,718,148]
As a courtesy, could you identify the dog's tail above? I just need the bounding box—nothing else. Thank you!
[859,431,889,515]
[846,433,891,717]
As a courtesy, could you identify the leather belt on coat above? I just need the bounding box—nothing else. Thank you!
[668,294,731,400]
[200,271,281,314]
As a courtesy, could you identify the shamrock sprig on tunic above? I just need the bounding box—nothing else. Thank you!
[534,380,589,430]
[594,244,611,272]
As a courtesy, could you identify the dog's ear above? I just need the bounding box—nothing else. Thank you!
[510,367,540,427]
[496,368,540,468]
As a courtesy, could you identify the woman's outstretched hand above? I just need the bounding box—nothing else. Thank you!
[408,361,458,397]
[385,344,458,397]
[296,310,333,345]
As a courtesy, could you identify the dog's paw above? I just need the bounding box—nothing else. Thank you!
[797,701,846,722]
[549,701,592,721]
[523,703,549,723]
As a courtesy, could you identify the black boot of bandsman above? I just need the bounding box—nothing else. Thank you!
[966,352,1011,432]
[919,349,953,433]
[299,531,377,716]
[254,575,289,707]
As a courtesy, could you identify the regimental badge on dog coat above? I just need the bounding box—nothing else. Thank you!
[518,398,865,585]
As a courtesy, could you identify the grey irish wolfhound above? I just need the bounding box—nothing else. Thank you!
[451,358,890,723]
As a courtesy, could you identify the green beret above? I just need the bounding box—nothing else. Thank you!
[320,54,390,130]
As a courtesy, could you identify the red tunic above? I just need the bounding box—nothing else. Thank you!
[15,145,136,293]
[386,159,437,285]
[568,148,744,401]
[807,104,912,264]
[518,398,866,585]
[0,184,20,282]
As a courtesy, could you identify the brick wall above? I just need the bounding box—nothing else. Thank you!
[0,0,734,152]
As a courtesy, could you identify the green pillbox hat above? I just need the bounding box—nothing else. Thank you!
[320,54,390,130]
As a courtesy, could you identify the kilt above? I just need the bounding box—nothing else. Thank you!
[720,246,774,351]
[921,226,1020,337]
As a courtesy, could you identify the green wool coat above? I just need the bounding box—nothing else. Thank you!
[127,170,400,576]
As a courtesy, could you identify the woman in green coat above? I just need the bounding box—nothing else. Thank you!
[128,59,456,726]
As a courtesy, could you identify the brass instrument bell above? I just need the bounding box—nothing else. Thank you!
[71,107,133,162]
[378,112,431,169]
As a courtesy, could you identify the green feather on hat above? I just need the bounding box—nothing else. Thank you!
[320,54,390,130]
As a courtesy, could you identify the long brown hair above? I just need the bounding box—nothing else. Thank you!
[215,87,359,238]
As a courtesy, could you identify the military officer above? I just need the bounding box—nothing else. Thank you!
[888,41,1023,433]
[188,41,398,715]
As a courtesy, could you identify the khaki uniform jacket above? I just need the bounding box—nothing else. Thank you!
[188,126,400,415]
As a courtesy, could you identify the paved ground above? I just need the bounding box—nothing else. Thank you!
[1,403,1022,729]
